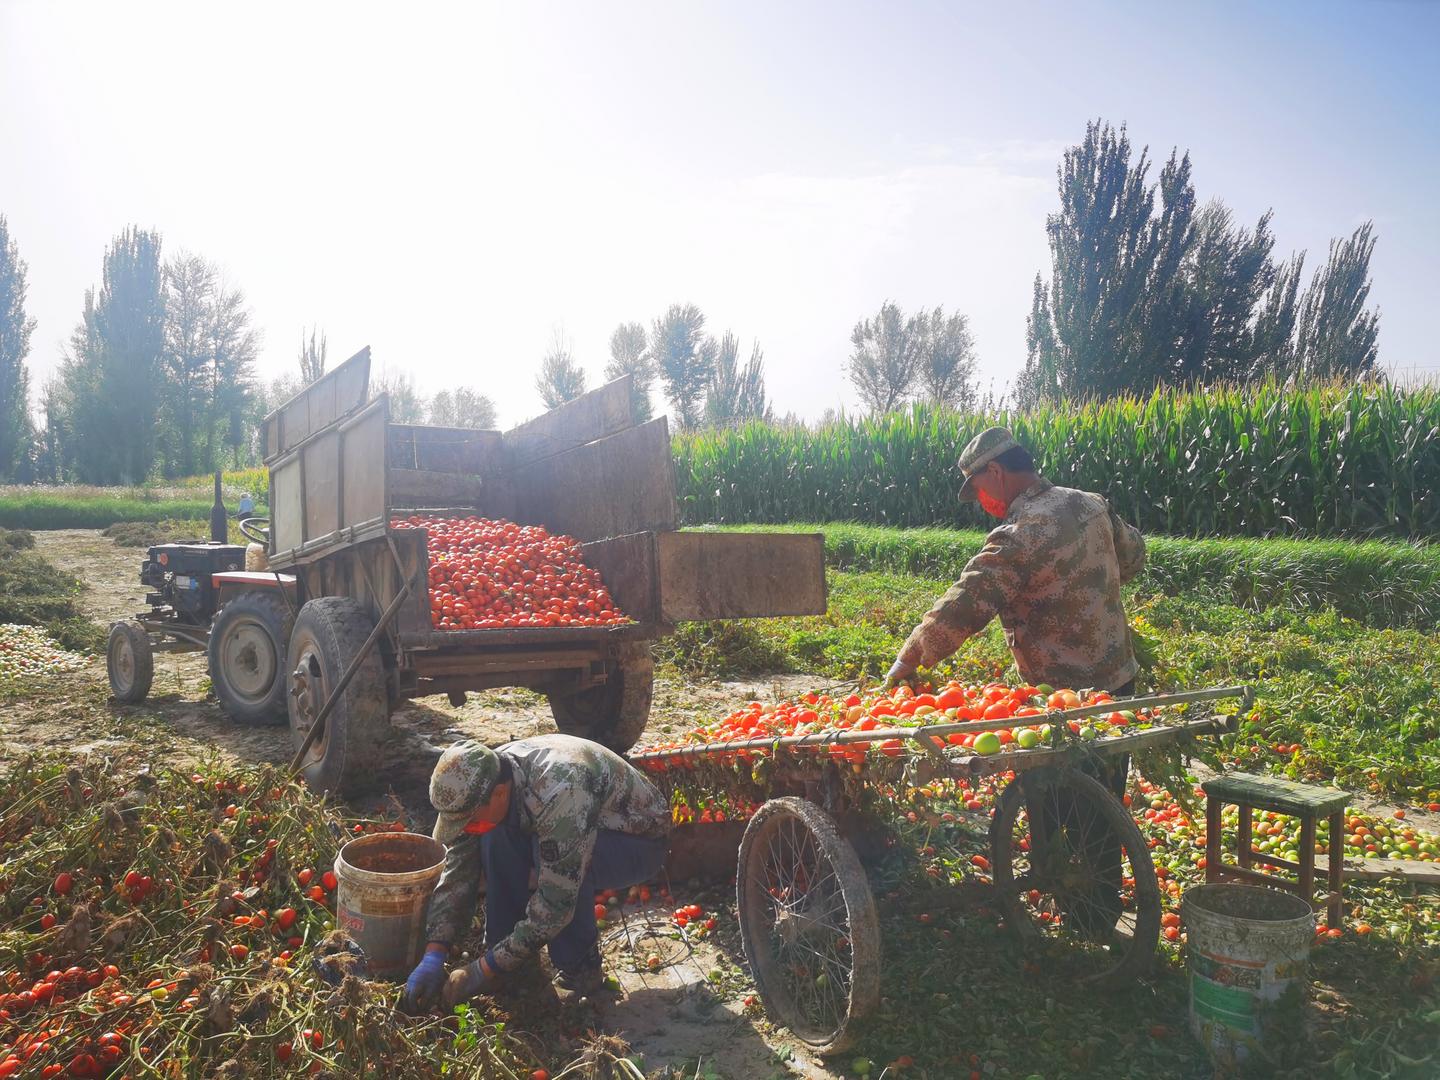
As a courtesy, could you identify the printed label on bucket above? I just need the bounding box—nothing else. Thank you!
[1192,973,1258,1033]
[1191,950,1264,991]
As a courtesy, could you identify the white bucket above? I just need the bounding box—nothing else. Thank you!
[334,832,446,979]
[1182,883,1315,1069]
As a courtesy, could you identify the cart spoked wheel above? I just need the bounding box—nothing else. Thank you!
[286,598,388,796]
[736,797,880,1055]
[107,620,154,704]
[208,591,293,725]
[989,767,1161,985]
[549,642,654,753]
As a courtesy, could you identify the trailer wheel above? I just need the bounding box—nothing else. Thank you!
[286,598,388,797]
[548,642,653,752]
[107,621,154,704]
[208,590,293,725]
[989,767,1161,985]
[736,797,880,1055]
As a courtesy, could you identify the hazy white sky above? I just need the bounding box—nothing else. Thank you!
[3,0,1436,427]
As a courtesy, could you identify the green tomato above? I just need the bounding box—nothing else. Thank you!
[852,1059,873,1077]
[1015,728,1040,750]
[973,732,1002,755]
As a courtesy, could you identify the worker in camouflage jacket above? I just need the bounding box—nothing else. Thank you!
[403,735,671,1011]
[888,426,1146,697]
[887,427,1146,942]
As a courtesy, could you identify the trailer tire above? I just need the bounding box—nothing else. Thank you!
[107,621,154,704]
[209,590,293,725]
[286,597,389,797]
[548,642,653,752]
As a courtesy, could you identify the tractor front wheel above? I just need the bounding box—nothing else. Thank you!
[209,590,293,725]
[107,621,154,704]
[286,598,389,797]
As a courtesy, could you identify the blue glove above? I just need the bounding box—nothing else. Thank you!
[404,950,447,1012]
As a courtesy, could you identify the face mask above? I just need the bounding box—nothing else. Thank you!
[977,488,1010,519]
[463,819,497,836]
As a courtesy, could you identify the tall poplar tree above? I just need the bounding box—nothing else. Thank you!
[54,227,166,483]
[0,216,36,480]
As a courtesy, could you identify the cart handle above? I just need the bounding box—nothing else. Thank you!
[629,684,1253,762]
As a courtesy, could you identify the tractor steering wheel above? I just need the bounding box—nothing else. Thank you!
[239,516,271,546]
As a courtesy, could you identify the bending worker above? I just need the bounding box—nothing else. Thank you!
[404,734,671,1011]
[887,426,1145,705]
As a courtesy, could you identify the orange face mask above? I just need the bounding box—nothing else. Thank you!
[977,489,1010,518]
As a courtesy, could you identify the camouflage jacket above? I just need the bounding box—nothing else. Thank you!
[425,734,670,969]
[898,479,1145,692]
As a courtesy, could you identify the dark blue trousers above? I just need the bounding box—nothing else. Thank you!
[480,815,668,973]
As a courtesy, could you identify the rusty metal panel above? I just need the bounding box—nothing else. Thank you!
[513,417,676,542]
[262,347,371,463]
[388,425,503,475]
[581,532,660,627]
[503,375,634,467]
[389,470,486,508]
[389,527,434,640]
[656,531,826,621]
[302,430,341,542]
[271,456,304,554]
[342,405,388,529]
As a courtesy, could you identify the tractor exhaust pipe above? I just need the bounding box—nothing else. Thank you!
[210,471,227,544]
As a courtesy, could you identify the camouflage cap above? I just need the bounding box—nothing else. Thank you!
[429,741,502,844]
[957,426,1021,502]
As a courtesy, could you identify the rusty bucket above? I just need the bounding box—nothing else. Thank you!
[333,832,446,979]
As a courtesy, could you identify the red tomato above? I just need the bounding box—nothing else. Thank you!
[53,873,74,897]
[321,871,338,892]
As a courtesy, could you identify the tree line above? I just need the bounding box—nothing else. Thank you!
[534,304,772,430]
[0,119,1387,484]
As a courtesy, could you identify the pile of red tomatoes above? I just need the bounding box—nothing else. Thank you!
[390,515,630,631]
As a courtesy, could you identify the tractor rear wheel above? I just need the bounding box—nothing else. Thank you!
[209,590,293,725]
[286,598,388,797]
[107,621,154,704]
[548,642,653,753]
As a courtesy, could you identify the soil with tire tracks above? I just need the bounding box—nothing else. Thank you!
[2,528,841,1079]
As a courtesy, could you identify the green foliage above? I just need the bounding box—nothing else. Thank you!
[428,387,498,429]
[0,527,102,652]
[50,227,167,484]
[1019,120,1380,401]
[652,303,714,429]
[0,215,36,483]
[712,522,1440,629]
[704,332,770,426]
[673,380,1440,539]
[102,517,248,546]
[535,337,587,409]
[672,567,1440,799]
[604,322,654,422]
[0,493,264,530]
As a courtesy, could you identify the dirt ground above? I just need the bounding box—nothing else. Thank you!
[1,529,841,1079]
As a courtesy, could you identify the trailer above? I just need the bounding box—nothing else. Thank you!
[630,685,1253,1054]
[108,348,825,796]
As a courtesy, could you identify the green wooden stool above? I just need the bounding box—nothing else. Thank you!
[1202,773,1347,927]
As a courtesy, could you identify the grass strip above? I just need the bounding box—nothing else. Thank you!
[705,522,1440,629]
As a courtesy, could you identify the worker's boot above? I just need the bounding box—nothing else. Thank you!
[552,958,605,1003]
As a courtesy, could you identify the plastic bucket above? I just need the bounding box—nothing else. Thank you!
[1182,884,1314,1068]
[334,832,446,979]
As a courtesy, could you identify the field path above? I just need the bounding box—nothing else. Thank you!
[7,528,841,1080]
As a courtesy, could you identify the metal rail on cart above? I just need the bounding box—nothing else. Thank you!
[630,685,1254,776]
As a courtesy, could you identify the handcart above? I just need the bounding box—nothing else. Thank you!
[629,684,1253,1053]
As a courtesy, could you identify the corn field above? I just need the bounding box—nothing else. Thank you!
[674,381,1440,539]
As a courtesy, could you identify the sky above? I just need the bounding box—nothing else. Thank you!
[2,0,1437,428]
